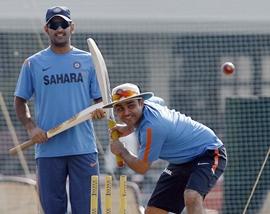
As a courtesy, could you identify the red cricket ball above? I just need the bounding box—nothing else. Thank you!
[221,62,235,75]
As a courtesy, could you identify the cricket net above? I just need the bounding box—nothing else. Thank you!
[0,3,270,214]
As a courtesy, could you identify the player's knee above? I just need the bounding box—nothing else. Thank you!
[184,189,203,208]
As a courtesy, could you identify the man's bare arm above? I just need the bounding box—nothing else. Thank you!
[14,96,36,132]
[110,141,151,174]
[14,96,47,143]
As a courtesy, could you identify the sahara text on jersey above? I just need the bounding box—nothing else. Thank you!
[43,73,83,85]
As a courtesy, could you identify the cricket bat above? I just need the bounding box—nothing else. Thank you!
[87,38,125,167]
[9,102,104,155]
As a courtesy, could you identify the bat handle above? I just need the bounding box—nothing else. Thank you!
[9,139,35,155]
[108,120,125,167]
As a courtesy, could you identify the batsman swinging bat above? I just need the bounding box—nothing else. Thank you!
[87,38,125,167]
[9,102,104,155]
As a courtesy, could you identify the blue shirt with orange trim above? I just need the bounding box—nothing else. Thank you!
[15,47,101,158]
[136,101,223,164]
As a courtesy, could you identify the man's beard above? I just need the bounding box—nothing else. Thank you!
[51,36,70,47]
[53,40,68,47]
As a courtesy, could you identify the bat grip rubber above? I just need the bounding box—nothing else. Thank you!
[108,120,125,167]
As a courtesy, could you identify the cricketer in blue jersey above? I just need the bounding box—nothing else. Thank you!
[105,83,227,214]
[14,6,104,214]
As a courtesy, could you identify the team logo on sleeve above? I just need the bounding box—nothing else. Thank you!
[73,61,81,69]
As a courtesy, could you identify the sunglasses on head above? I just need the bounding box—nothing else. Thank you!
[47,20,71,30]
[112,89,138,101]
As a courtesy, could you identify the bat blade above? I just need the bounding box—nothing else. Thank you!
[47,102,104,138]
[87,38,125,167]
[9,102,104,155]
[87,38,111,110]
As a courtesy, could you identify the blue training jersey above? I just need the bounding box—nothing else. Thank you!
[15,47,101,158]
[136,101,223,164]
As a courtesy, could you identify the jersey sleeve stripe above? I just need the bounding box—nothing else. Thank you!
[211,148,219,174]
[143,128,152,162]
